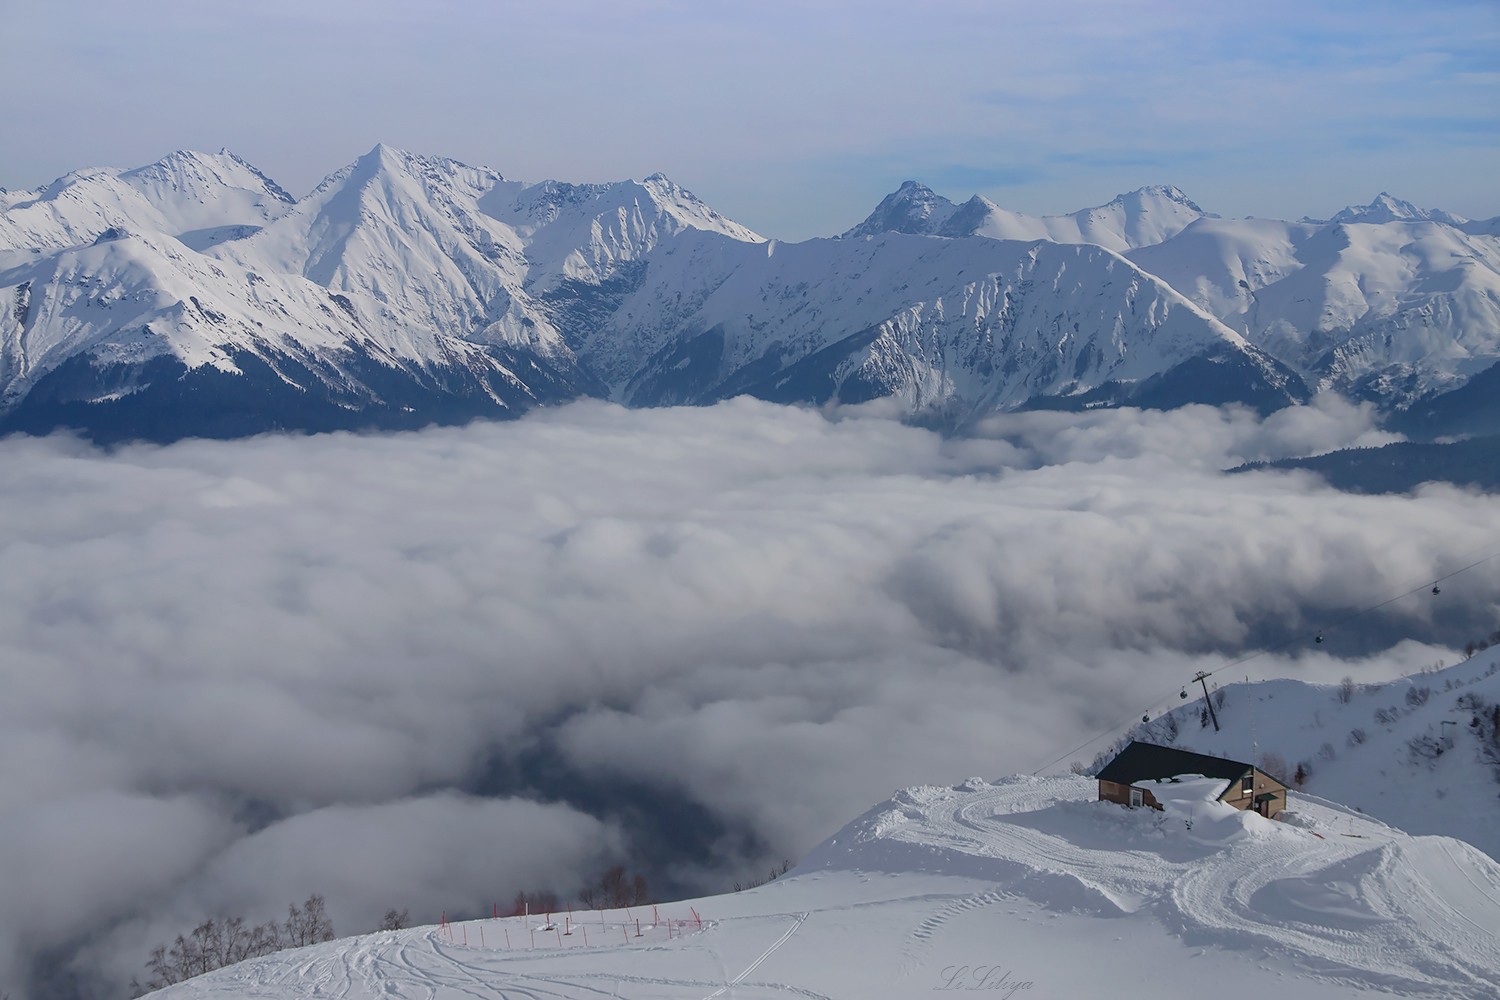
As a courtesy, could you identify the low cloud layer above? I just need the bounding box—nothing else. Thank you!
[0,397,1494,997]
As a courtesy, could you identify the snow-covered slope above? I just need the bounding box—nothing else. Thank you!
[0,147,767,439]
[3,149,1495,441]
[587,228,1305,421]
[0,227,562,439]
[142,774,1500,999]
[0,150,293,257]
[213,144,763,360]
[1113,646,1500,862]
[844,183,1500,423]
[1128,216,1500,406]
[955,184,1209,253]
[844,182,1209,252]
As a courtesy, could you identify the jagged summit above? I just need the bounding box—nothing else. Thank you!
[3,147,1497,442]
[843,182,1208,251]
[1325,192,1467,226]
[840,180,959,239]
[1107,183,1204,213]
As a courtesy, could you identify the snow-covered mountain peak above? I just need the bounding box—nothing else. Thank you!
[842,182,1210,252]
[841,181,959,239]
[1110,183,1204,213]
[0,150,295,254]
[122,148,291,201]
[498,173,762,289]
[632,171,759,237]
[338,143,510,204]
[1329,192,1467,226]
[640,170,695,197]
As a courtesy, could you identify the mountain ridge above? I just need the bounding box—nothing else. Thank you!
[2,147,1496,442]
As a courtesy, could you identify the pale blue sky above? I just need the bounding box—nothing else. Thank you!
[3,0,1496,239]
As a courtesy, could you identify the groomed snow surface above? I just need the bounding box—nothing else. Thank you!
[149,775,1500,999]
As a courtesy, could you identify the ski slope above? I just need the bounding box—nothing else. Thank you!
[1123,647,1500,862]
[145,775,1500,999]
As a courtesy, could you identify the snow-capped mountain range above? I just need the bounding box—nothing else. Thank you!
[2,147,1496,441]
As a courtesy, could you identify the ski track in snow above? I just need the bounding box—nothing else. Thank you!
[700,912,807,1000]
[149,776,1500,1000]
[863,778,1500,999]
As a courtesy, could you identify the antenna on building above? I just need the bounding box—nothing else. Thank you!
[1247,675,1257,768]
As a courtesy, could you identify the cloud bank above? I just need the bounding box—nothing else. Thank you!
[0,396,1495,997]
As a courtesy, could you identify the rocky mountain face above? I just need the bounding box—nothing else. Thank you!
[1,150,1493,441]
[1127,208,1500,416]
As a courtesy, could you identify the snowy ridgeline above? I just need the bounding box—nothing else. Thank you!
[1107,644,1500,861]
[147,774,1500,999]
[2,147,1498,441]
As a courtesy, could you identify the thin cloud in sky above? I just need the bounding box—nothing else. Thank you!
[1,0,1494,238]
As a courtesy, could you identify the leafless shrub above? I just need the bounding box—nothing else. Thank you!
[1258,751,1290,782]
[510,889,561,916]
[578,866,650,910]
[733,859,792,893]
[135,893,333,992]
[1407,734,1444,764]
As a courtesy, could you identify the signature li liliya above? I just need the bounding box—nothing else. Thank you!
[935,965,1036,995]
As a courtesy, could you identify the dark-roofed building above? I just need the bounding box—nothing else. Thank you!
[1096,741,1288,818]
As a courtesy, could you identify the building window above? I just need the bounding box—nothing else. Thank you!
[1129,787,1143,808]
[1241,774,1253,795]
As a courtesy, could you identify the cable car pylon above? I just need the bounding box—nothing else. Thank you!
[1193,670,1219,732]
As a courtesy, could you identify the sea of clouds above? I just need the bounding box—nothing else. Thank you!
[1,396,1496,998]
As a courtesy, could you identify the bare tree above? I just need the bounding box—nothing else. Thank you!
[283,894,335,948]
[511,889,561,916]
[734,859,792,892]
[577,866,650,909]
[379,908,409,931]
[139,894,330,990]
[1258,752,1290,783]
